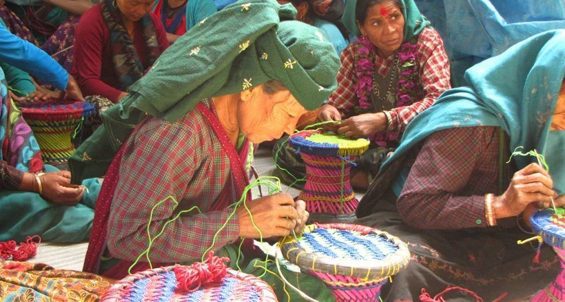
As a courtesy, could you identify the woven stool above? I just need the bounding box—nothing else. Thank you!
[530,209,565,302]
[102,255,278,302]
[289,130,369,222]
[19,101,85,166]
[280,223,410,302]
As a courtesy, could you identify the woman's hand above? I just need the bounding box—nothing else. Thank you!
[318,104,341,121]
[237,192,299,239]
[337,112,387,138]
[64,75,84,101]
[293,199,309,235]
[28,85,63,102]
[493,163,557,219]
[40,171,84,205]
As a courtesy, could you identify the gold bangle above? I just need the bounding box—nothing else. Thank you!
[35,172,45,195]
[485,193,497,226]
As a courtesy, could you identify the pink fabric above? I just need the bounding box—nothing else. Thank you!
[531,248,565,302]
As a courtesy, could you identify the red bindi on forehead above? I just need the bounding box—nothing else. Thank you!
[379,6,390,17]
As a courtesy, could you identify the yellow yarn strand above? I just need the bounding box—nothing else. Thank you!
[202,176,281,262]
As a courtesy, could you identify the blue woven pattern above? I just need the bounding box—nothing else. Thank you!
[82,102,96,117]
[122,271,264,302]
[531,209,565,250]
[130,271,176,301]
[300,228,400,261]
[290,134,340,156]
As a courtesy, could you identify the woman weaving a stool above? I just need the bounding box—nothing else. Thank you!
[74,1,340,300]
[0,25,101,243]
[274,0,451,190]
[356,30,565,301]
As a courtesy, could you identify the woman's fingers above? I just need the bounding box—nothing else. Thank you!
[513,172,553,189]
[514,182,555,197]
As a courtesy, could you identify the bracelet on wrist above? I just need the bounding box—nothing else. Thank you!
[485,193,497,227]
[35,172,45,195]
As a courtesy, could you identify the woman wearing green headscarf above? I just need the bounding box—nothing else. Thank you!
[356,30,565,301]
[274,0,451,190]
[78,1,340,300]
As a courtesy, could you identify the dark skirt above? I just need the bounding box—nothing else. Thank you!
[354,206,559,301]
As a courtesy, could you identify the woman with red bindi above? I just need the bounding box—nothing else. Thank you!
[274,0,452,190]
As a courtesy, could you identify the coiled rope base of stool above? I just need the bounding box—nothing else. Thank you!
[531,247,565,302]
[298,153,359,223]
[310,271,387,302]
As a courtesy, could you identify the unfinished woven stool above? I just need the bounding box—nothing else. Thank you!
[18,101,86,166]
[289,130,369,222]
[530,209,565,302]
[280,223,410,302]
[101,254,278,302]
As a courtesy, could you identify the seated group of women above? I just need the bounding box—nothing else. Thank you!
[0,0,564,301]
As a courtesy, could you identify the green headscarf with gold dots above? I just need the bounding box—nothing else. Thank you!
[70,0,340,182]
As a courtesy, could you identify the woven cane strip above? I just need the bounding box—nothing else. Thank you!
[298,152,357,216]
[290,131,369,157]
[102,267,277,302]
[531,210,565,250]
[281,224,410,281]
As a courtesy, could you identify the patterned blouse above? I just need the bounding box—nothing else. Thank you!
[328,27,451,134]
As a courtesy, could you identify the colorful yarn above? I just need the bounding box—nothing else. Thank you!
[18,101,85,165]
[0,236,41,261]
[530,209,565,301]
[280,223,410,302]
[173,253,229,292]
[289,130,369,221]
[102,261,278,301]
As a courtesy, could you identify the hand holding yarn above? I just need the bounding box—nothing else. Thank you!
[236,192,299,239]
[294,199,309,235]
[337,112,387,138]
[493,163,557,219]
[41,170,85,205]
[318,104,342,122]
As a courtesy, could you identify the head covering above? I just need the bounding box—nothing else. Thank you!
[341,0,430,41]
[363,29,565,202]
[69,0,340,182]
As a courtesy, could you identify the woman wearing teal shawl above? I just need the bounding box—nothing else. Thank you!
[356,30,565,300]
[0,66,101,243]
[274,0,451,190]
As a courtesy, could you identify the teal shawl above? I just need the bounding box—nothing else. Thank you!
[342,0,430,41]
[378,29,565,198]
[70,0,340,182]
